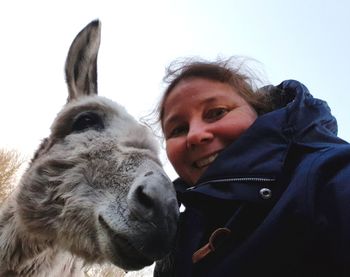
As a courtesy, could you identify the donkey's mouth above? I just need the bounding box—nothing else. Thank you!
[98,215,153,269]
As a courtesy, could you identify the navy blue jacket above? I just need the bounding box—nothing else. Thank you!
[154,80,350,277]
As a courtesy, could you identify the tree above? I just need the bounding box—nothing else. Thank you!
[0,148,23,202]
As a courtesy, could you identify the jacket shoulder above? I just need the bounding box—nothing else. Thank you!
[305,144,350,186]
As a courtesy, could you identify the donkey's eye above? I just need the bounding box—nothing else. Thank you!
[72,112,104,132]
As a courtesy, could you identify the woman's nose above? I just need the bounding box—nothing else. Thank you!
[186,122,214,148]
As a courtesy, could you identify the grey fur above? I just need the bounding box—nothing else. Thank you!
[0,20,179,276]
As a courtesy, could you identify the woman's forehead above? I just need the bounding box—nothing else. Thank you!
[164,78,242,105]
[162,79,244,122]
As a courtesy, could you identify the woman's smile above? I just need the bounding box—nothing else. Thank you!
[193,152,219,169]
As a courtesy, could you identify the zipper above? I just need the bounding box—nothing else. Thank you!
[187,177,276,191]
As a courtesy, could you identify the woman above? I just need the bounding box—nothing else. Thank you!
[153,58,350,277]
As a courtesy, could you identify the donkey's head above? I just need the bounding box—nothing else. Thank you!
[16,20,179,270]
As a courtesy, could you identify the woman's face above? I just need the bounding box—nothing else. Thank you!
[163,78,257,186]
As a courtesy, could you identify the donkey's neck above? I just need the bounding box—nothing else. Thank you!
[0,195,83,277]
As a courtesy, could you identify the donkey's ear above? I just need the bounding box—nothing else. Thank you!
[65,20,101,102]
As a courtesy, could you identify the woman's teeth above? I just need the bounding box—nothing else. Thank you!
[195,153,218,168]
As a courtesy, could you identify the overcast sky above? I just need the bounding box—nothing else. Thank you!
[0,0,349,181]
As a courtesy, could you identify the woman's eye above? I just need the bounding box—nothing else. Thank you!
[72,112,104,132]
[168,125,188,138]
[205,108,228,121]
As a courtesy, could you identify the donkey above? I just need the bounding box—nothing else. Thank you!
[0,20,179,276]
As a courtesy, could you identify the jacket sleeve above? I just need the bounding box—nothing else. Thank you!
[307,144,350,264]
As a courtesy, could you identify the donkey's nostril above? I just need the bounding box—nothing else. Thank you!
[136,185,154,209]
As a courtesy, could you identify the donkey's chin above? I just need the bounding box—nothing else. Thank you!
[107,234,154,270]
[98,215,154,270]
[106,229,174,270]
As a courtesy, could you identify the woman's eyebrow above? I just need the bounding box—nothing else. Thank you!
[165,97,219,120]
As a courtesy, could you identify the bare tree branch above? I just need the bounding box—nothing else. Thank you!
[0,148,23,202]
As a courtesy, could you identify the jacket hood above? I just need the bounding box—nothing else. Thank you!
[174,80,339,197]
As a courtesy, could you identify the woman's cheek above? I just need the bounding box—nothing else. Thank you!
[165,139,181,165]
